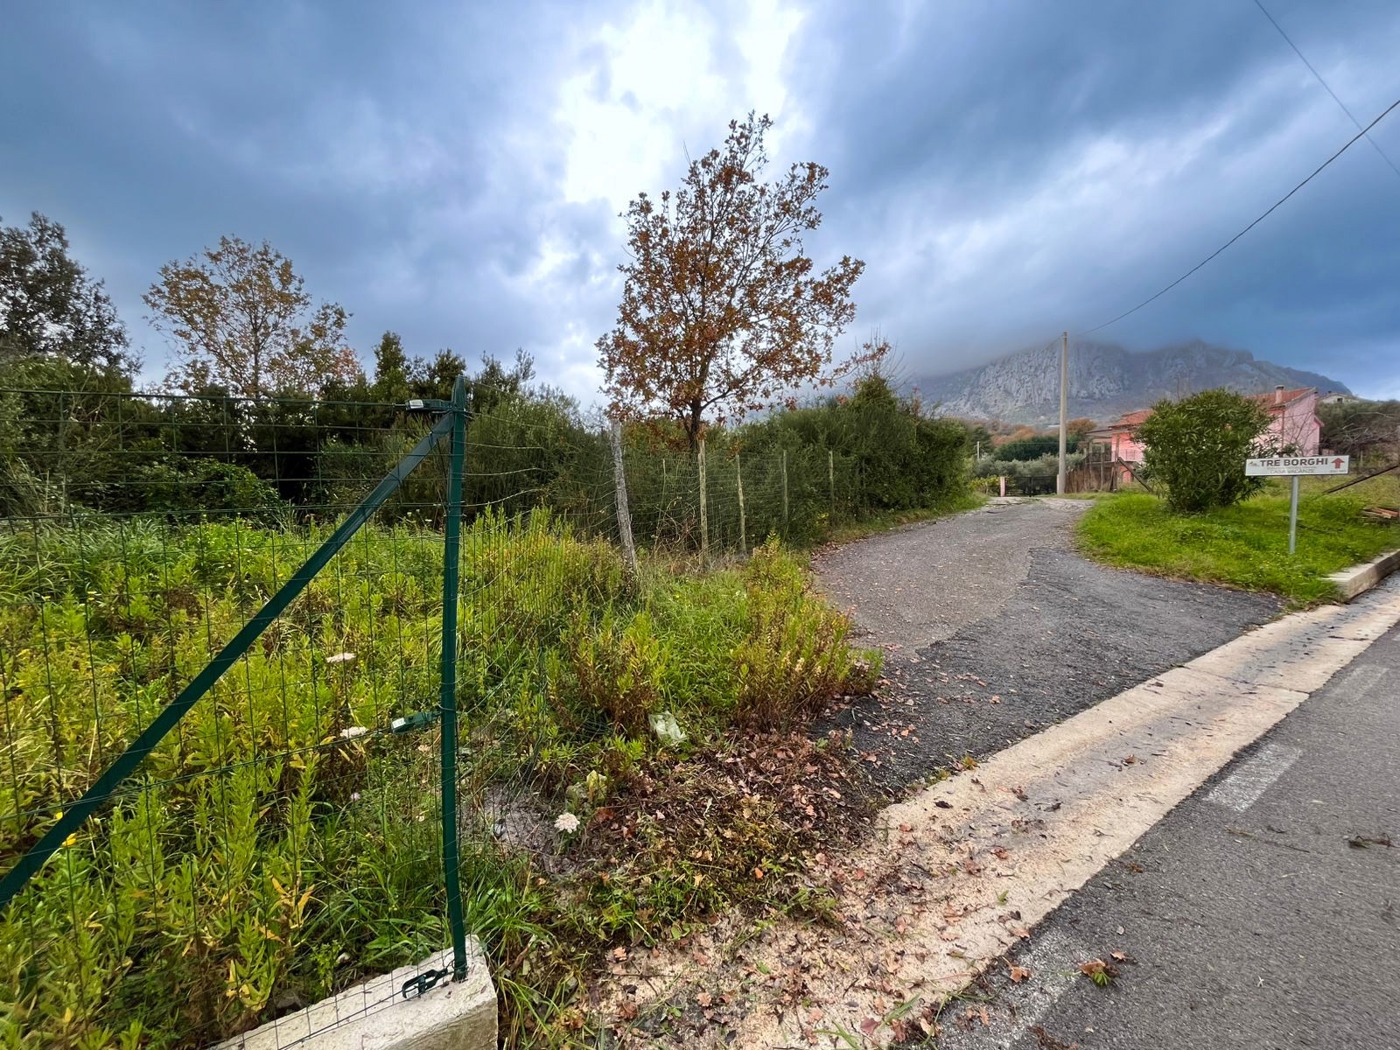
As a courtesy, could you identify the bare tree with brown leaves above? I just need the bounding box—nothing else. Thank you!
[597,113,875,450]
[145,236,359,399]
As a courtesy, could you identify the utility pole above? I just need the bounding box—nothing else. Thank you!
[1057,331,1068,495]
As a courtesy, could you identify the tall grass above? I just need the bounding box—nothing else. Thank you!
[0,515,878,1047]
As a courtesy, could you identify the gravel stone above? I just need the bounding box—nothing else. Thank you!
[814,499,1283,793]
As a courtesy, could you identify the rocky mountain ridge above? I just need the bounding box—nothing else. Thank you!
[915,339,1349,424]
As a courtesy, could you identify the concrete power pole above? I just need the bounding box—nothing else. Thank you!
[1057,331,1069,495]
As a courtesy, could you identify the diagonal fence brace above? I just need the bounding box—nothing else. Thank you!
[0,409,457,914]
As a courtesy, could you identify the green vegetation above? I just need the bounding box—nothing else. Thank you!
[1137,389,1272,512]
[1318,398,1400,467]
[0,515,878,1047]
[991,433,1080,461]
[1077,492,1399,603]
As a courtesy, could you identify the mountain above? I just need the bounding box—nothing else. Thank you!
[914,339,1350,424]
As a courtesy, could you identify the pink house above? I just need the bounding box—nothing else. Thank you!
[1099,386,1321,480]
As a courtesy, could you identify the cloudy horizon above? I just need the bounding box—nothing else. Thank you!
[3,0,1398,403]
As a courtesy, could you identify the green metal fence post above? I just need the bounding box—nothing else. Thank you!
[439,376,469,981]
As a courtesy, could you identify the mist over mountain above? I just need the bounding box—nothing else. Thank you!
[915,339,1350,424]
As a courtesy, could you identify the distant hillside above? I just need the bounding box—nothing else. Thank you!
[915,339,1350,424]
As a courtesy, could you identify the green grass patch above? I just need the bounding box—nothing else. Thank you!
[1283,470,1400,506]
[1077,492,1400,604]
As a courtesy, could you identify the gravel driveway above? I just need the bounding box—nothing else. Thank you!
[814,498,1283,792]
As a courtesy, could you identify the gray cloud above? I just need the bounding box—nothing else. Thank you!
[783,0,1400,393]
[3,0,1398,402]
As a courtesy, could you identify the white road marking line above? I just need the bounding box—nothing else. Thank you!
[1330,663,1389,700]
[1207,742,1302,813]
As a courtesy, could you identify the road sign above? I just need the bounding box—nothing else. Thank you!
[1245,455,1349,476]
[1242,455,1351,555]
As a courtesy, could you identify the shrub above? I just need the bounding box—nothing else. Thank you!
[566,610,667,734]
[732,539,878,728]
[1137,389,1271,513]
[993,433,1079,461]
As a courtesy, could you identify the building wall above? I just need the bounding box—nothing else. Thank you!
[1107,389,1319,475]
[1111,429,1145,464]
[1268,391,1320,454]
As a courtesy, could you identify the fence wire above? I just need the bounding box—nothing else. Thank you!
[0,382,969,1048]
[0,388,460,1048]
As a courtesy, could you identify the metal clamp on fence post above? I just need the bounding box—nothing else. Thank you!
[390,710,440,734]
[401,967,452,999]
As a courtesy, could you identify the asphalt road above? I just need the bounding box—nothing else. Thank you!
[934,618,1400,1050]
[814,499,1281,792]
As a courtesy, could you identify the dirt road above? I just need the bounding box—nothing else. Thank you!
[813,498,1282,791]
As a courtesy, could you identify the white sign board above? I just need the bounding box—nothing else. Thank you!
[1245,455,1349,477]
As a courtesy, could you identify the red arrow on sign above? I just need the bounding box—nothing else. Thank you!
[1333,457,1344,469]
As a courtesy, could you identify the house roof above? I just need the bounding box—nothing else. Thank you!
[1104,387,1316,431]
[1249,387,1314,410]
[1104,408,1153,431]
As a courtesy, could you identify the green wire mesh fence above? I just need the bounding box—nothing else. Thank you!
[0,379,964,1048]
[0,384,471,1047]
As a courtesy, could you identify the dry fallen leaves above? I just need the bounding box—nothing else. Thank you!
[1009,964,1032,983]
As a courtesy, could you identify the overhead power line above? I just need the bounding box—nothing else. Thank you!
[1080,94,1400,336]
[1251,0,1400,183]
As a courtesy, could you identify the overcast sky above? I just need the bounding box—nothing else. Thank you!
[3,0,1398,402]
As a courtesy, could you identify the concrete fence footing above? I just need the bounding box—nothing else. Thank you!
[215,942,496,1050]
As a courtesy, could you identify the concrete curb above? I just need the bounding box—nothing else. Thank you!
[1328,547,1400,602]
[592,576,1400,1048]
[215,943,496,1050]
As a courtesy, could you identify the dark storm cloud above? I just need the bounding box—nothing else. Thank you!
[0,0,625,386]
[783,0,1400,394]
[2,0,1398,401]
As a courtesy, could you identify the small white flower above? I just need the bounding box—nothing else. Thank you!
[339,726,368,739]
[326,652,357,665]
[349,792,361,802]
[554,812,580,834]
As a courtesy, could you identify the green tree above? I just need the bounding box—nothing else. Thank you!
[597,113,872,450]
[994,434,1078,461]
[409,348,467,402]
[469,349,535,414]
[1137,389,1272,512]
[145,236,360,399]
[370,330,412,404]
[1319,399,1400,464]
[0,212,134,375]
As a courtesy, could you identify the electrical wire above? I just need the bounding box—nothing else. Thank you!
[1080,94,1400,336]
[1251,0,1400,183]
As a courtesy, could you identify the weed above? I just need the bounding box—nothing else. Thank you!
[0,515,880,1048]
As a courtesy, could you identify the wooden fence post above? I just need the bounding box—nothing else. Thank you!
[781,449,789,531]
[609,422,639,581]
[698,436,709,555]
[737,451,747,553]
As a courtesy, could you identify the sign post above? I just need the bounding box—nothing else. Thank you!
[1244,455,1350,554]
